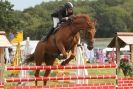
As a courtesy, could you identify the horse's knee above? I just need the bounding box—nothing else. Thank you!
[60,52,68,59]
[64,52,68,59]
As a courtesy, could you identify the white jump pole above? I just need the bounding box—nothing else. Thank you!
[76,39,88,84]
[19,37,30,85]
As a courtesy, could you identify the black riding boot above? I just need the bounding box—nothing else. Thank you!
[44,27,54,41]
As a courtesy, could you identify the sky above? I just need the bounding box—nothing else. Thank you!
[9,0,56,11]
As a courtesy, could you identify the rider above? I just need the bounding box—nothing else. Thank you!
[44,2,74,41]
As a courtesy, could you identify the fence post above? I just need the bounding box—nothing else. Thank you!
[0,48,5,88]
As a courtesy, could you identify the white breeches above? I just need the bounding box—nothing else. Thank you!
[53,17,59,28]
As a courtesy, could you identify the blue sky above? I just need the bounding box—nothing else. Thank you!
[9,0,55,11]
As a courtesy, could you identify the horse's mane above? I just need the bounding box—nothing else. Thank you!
[71,14,91,21]
[57,14,91,32]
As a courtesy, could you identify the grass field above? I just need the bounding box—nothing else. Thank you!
[88,68,118,84]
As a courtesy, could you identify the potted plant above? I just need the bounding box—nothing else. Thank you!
[119,58,133,77]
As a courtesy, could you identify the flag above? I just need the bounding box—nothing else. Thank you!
[9,32,14,41]
[11,31,23,44]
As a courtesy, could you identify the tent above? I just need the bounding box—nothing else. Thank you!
[108,32,133,63]
[0,31,11,47]
[0,31,11,82]
[0,31,11,64]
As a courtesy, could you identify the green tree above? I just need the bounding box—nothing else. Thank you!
[7,0,133,39]
[90,0,133,37]
[0,1,18,34]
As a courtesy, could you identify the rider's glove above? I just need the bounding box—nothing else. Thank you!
[61,17,72,22]
[61,17,67,22]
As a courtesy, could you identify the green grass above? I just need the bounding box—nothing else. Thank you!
[88,68,116,84]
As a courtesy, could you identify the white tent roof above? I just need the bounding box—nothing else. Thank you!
[0,31,11,47]
[104,45,129,52]
[108,32,133,48]
[21,40,39,54]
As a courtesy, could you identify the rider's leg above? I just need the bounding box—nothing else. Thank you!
[53,17,59,28]
[45,17,59,41]
[44,28,54,41]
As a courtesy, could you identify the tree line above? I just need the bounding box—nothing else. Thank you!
[0,0,133,40]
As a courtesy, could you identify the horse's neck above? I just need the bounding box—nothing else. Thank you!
[59,22,80,40]
[69,24,80,36]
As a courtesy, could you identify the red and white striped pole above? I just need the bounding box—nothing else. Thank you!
[5,75,117,82]
[6,64,116,70]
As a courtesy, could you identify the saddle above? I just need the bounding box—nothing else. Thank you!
[42,19,72,41]
[41,26,60,42]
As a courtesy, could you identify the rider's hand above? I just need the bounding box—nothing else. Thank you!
[61,17,72,22]
[61,18,67,22]
[67,17,72,22]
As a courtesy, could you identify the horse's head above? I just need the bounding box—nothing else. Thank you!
[86,19,96,50]
[71,14,96,50]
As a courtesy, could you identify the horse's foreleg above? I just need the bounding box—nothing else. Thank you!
[61,46,77,66]
[56,42,68,59]
[61,53,75,65]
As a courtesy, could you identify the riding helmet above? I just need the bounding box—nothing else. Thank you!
[64,2,73,9]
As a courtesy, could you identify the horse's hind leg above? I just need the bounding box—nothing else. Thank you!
[43,70,51,85]
[35,70,41,86]
[34,55,43,86]
[43,57,55,85]
[35,61,42,86]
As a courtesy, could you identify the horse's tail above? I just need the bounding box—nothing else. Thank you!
[23,53,34,64]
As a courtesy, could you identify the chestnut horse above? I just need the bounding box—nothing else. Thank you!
[24,14,96,85]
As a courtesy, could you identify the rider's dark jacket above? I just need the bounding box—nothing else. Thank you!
[51,6,73,22]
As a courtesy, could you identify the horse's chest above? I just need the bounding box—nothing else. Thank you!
[64,37,77,50]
